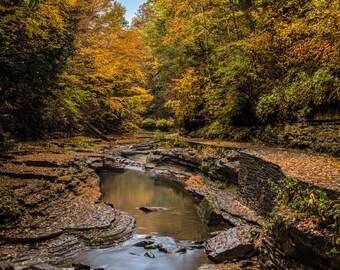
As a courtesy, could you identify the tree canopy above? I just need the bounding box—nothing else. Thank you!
[135,0,339,136]
[0,0,339,143]
[0,0,152,140]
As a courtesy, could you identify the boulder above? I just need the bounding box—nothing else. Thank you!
[205,226,258,263]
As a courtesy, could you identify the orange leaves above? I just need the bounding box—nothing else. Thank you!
[165,68,204,123]
[75,24,147,92]
[186,175,208,190]
[64,0,152,129]
[254,0,340,71]
[104,98,124,115]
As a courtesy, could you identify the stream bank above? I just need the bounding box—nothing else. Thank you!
[0,134,339,269]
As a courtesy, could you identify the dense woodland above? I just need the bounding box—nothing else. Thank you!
[0,0,152,143]
[0,0,339,147]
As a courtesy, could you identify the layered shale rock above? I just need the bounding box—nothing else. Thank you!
[0,141,136,269]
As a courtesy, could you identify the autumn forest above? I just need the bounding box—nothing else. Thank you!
[1,1,340,269]
[0,0,339,146]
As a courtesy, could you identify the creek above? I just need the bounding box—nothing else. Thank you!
[73,169,212,269]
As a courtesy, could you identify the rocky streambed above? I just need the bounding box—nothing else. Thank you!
[0,135,339,269]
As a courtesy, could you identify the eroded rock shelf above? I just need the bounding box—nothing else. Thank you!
[0,134,339,270]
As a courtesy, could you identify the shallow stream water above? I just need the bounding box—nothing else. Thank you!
[74,170,212,269]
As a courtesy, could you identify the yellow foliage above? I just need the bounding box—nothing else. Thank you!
[64,0,152,130]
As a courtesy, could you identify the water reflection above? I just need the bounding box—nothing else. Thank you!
[100,170,210,241]
[73,170,212,270]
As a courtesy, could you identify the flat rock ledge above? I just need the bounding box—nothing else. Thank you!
[2,138,339,270]
[0,143,136,269]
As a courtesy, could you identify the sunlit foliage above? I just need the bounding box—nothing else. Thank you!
[135,0,339,136]
[0,0,152,139]
[0,0,338,140]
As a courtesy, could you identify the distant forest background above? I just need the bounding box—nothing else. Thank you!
[1,0,339,147]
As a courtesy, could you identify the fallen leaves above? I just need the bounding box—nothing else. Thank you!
[186,138,340,191]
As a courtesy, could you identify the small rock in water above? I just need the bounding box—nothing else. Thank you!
[129,253,140,256]
[144,251,155,259]
[144,243,162,249]
[188,244,205,249]
[134,240,155,247]
[72,263,91,270]
[139,206,168,213]
[174,246,187,253]
[158,246,169,253]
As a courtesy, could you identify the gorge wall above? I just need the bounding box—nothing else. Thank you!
[152,144,339,269]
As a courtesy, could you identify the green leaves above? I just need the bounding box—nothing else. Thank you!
[0,0,77,138]
[0,0,153,138]
[272,177,340,236]
[0,0,338,140]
